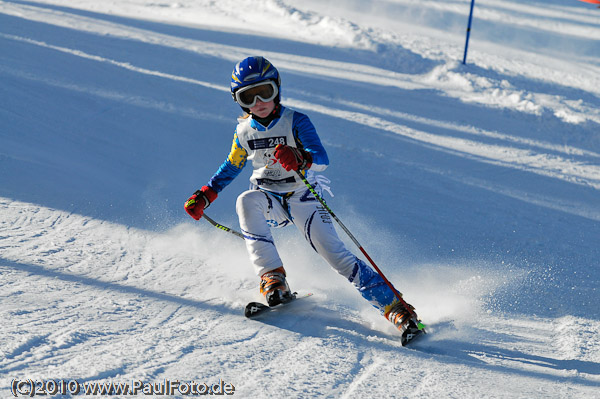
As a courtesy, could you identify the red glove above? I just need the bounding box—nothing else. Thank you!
[274,144,312,172]
[184,186,218,220]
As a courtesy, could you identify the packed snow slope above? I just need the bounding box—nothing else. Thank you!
[1,0,599,397]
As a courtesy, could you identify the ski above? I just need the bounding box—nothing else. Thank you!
[244,292,313,318]
[244,292,425,346]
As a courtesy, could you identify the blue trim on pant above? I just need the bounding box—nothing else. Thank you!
[303,211,318,252]
[241,229,275,245]
[348,259,396,313]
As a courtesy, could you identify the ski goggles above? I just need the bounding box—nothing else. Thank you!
[234,80,278,108]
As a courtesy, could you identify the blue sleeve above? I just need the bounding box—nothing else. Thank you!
[207,133,247,193]
[292,111,329,171]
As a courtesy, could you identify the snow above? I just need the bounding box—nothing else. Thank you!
[1,0,599,397]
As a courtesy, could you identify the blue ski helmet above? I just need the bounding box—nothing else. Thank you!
[230,56,281,107]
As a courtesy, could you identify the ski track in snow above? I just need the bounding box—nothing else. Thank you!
[2,197,599,397]
[4,24,600,194]
[1,0,600,397]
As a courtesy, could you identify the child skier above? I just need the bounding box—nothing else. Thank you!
[184,56,420,337]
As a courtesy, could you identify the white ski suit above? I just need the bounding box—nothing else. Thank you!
[206,106,397,313]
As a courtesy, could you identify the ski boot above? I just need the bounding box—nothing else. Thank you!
[260,266,294,306]
[384,299,425,346]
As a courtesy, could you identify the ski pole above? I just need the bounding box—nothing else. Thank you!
[203,213,245,240]
[295,171,417,317]
[462,0,476,64]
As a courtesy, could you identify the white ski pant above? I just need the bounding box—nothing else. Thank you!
[236,187,357,278]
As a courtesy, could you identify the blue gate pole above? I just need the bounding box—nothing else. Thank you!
[462,0,476,64]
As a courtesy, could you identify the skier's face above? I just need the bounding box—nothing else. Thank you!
[249,99,275,118]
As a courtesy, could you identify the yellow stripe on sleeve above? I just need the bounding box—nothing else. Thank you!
[227,133,248,168]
